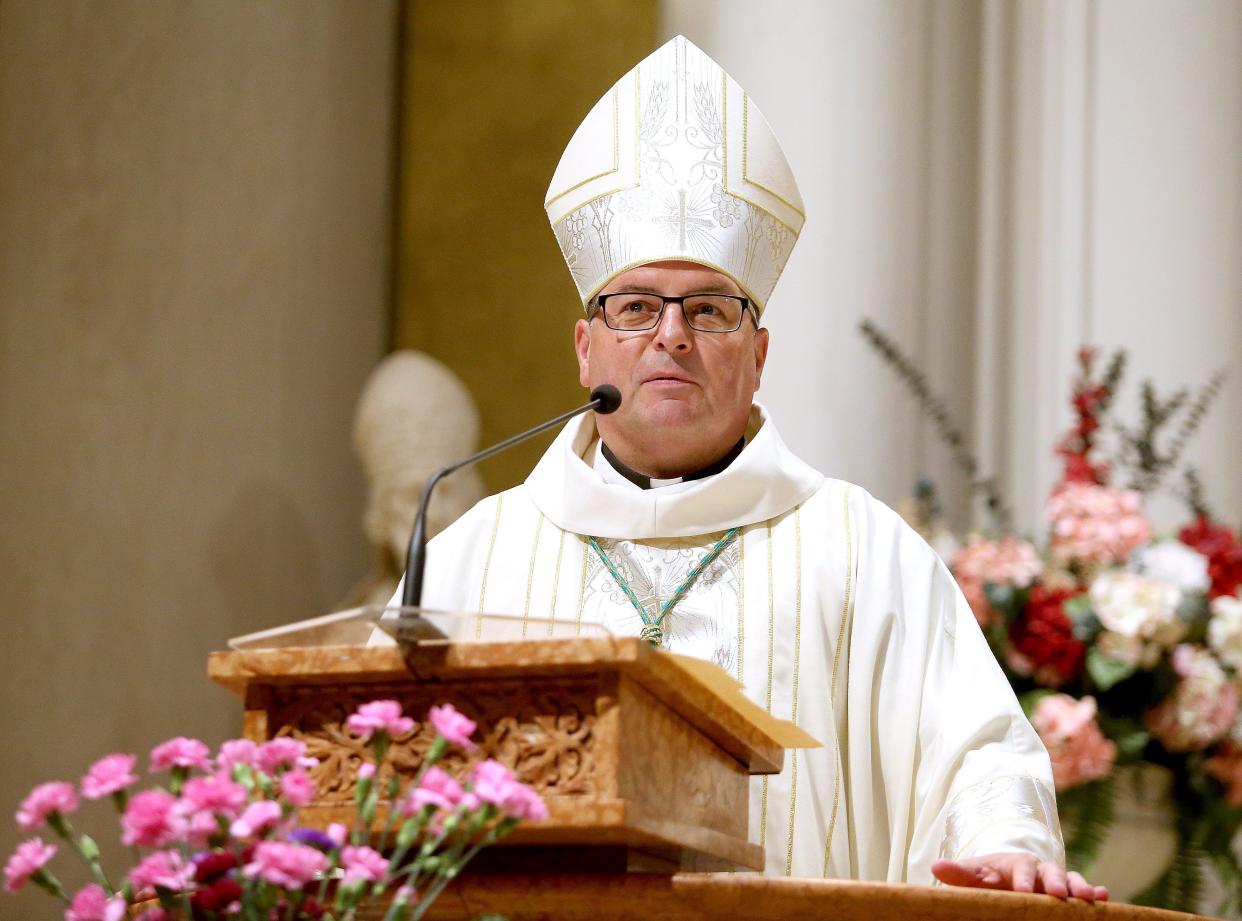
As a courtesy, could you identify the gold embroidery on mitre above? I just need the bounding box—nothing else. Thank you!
[545,35,805,314]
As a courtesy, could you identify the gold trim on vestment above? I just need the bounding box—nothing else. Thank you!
[785,504,803,876]
[759,519,776,850]
[521,513,545,637]
[574,535,589,635]
[722,72,802,237]
[825,485,855,876]
[736,526,746,684]
[547,528,567,637]
[543,89,620,212]
[475,495,504,639]
[742,94,807,219]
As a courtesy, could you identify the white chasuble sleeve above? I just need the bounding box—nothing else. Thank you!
[849,494,1064,883]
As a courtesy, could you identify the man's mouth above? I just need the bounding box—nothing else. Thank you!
[643,373,694,385]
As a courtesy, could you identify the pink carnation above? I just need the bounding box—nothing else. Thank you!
[3,837,56,893]
[279,769,316,807]
[469,760,547,821]
[229,800,283,839]
[217,739,259,772]
[149,737,211,773]
[405,766,463,814]
[129,850,191,893]
[340,845,389,885]
[1030,694,1117,790]
[256,737,311,775]
[242,841,329,889]
[65,883,126,921]
[346,700,415,741]
[16,781,79,831]
[1145,645,1238,752]
[121,790,184,848]
[429,703,478,750]
[80,754,139,801]
[327,823,348,847]
[180,775,247,819]
[1046,482,1151,569]
[951,535,1044,628]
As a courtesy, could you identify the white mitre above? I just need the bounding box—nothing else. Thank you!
[544,35,805,314]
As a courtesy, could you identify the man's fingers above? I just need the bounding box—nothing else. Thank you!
[1038,861,1069,899]
[1011,856,1037,893]
[931,859,1005,889]
[1094,885,1110,902]
[1067,871,1096,903]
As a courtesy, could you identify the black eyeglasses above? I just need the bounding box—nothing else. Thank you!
[591,292,757,333]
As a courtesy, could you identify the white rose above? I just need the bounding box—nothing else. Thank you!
[1090,570,1182,639]
[1132,540,1211,594]
[1208,594,1242,671]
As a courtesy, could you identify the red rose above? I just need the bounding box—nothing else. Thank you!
[1179,516,1242,600]
[1009,585,1086,686]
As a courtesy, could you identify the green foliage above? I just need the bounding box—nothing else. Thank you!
[1132,843,1206,913]
[1018,688,1056,720]
[1096,713,1150,764]
[1058,776,1116,875]
[1086,646,1137,691]
[1176,594,1210,645]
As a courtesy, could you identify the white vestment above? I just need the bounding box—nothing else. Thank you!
[383,405,1064,882]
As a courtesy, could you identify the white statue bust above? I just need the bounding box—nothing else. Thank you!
[342,350,485,608]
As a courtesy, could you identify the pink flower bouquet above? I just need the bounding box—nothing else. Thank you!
[5,700,544,920]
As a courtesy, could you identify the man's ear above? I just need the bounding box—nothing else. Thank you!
[574,318,591,388]
[753,325,770,387]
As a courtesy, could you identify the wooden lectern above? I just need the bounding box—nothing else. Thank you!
[209,637,1202,921]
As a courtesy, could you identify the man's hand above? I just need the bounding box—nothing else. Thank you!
[931,853,1109,902]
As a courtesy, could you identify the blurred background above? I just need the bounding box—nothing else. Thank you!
[1,0,1239,915]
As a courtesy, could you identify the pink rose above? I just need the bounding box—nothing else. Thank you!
[951,535,1043,628]
[80,754,139,801]
[346,700,415,741]
[469,760,546,821]
[3,838,56,893]
[340,845,389,885]
[279,769,316,808]
[242,841,329,889]
[149,737,211,773]
[1145,645,1239,752]
[121,790,184,848]
[229,800,283,839]
[179,775,247,819]
[65,883,126,921]
[128,850,191,893]
[405,766,463,815]
[217,739,259,772]
[256,738,311,775]
[357,763,376,781]
[1046,483,1151,569]
[428,704,478,750]
[16,781,79,831]
[1030,694,1117,790]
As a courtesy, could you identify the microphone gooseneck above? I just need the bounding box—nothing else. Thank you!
[401,384,623,608]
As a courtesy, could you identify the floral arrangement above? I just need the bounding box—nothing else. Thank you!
[864,324,1240,914]
[5,699,545,921]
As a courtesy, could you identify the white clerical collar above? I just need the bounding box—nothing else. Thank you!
[525,403,824,539]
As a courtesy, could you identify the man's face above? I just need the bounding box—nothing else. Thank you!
[573,261,769,477]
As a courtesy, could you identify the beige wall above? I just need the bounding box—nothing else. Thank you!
[395,0,658,491]
[0,2,396,911]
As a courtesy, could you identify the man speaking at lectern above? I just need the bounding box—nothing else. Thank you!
[386,37,1105,901]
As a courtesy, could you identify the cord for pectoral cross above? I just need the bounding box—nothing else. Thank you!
[587,528,741,647]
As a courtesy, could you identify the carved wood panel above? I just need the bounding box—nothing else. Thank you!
[264,678,605,803]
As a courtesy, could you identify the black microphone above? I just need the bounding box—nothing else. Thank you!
[400,384,622,609]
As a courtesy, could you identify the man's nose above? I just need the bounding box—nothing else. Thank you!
[652,302,694,352]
